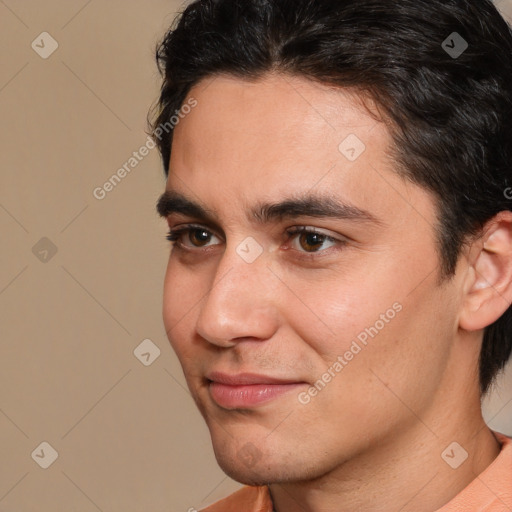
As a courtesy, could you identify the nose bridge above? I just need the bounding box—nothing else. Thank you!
[195,242,278,346]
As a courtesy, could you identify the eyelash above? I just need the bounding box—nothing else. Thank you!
[165,224,346,258]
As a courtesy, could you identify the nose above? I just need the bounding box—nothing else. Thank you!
[195,244,279,348]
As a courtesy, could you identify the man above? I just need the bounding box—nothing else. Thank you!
[150,0,512,510]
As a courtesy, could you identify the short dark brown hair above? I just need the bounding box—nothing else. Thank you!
[149,0,512,393]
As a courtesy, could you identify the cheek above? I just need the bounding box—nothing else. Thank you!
[319,282,456,426]
[162,259,179,334]
[285,249,453,403]
[162,258,202,357]
[280,267,402,363]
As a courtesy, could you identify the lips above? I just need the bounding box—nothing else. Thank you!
[206,371,306,409]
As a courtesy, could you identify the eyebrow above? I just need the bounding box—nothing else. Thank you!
[156,190,382,227]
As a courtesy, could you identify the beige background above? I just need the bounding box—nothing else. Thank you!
[1,1,511,510]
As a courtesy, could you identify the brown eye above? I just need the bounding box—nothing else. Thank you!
[298,232,327,252]
[286,227,340,254]
[166,226,221,249]
[187,228,212,247]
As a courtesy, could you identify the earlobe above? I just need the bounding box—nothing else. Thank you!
[459,211,512,332]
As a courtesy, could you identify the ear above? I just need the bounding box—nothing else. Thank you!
[459,211,512,332]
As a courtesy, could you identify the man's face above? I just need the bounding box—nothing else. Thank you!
[160,73,465,484]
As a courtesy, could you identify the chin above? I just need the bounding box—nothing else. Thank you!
[214,454,287,486]
[211,439,320,486]
[218,465,272,486]
[210,438,269,484]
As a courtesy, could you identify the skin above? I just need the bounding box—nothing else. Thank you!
[159,73,512,512]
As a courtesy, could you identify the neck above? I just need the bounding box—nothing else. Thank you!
[269,401,500,512]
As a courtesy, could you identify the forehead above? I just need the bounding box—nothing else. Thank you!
[171,73,383,174]
[166,73,434,226]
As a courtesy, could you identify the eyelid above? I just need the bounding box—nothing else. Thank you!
[166,223,223,245]
[166,223,348,256]
[167,222,222,235]
[285,225,344,240]
[167,223,343,239]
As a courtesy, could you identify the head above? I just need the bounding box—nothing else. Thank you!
[150,0,512,485]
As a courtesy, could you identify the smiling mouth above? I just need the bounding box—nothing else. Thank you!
[206,372,307,409]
